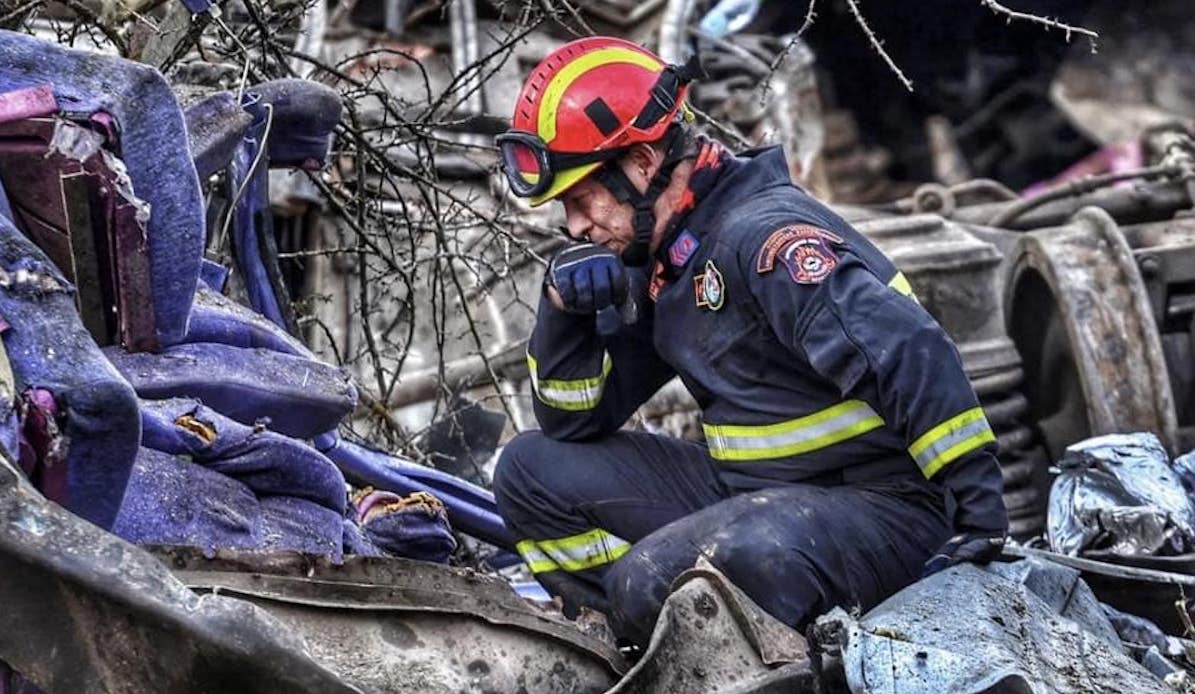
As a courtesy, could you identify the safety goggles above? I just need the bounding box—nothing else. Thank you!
[496,130,626,199]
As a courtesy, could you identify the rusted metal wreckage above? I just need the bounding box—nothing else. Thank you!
[4,0,1195,692]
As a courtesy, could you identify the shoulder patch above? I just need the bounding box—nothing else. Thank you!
[756,224,843,284]
[668,229,700,268]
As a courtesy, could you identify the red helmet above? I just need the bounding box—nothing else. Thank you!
[498,37,694,207]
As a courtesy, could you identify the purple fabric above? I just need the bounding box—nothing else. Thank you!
[341,510,382,557]
[260,496,343,561]
[113,448,346,559]
[0,31,204,345]
[104,342,356,439]
[249,79,342,170]
[323,434,514,550]
[0,214,138,530]
[227,94,293,330]
[183,90,254,181]
[16,388,66,502]
[183,284,312,357]
[0,663,41,694]
[139,397,346,512]
[0,85,56,124]
[112,447,261,551]
[355,489,456,563]
[198,259,229,292]
[179,0,214,14]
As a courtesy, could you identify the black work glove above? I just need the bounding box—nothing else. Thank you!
[922,530,1006,577]
[546,243,629,314]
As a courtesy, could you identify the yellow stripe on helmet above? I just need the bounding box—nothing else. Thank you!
[537,47,661,145]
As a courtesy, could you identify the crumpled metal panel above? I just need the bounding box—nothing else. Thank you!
[822,561,1169,694]
[0,451,360,693]
[607,560,814,694]
[1,443,623,693]
[1048,433,1195,556]
[984,559,1122,650]
[161,547,625,693]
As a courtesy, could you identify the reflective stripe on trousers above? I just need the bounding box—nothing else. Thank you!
[516,527,631,574]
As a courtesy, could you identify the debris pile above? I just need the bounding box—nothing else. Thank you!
[0,30,467,566]
[1048,433,1195,557]
[813,559,1175,694]
[1042,432,1195,658]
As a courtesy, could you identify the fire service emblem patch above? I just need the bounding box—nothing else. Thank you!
[756,225,843,284]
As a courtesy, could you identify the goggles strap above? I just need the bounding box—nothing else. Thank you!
[632,52,706,130]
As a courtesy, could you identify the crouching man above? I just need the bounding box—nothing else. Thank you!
[493,37,1008,646]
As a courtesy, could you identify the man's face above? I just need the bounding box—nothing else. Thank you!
[559,175,634,254]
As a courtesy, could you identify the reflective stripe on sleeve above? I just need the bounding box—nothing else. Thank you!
[515,528,631,575]
[703,400,885,462]
[888,271,918,301]
[527,352,613,412]
[909,406,996,478]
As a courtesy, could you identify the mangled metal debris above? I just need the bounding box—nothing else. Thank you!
[0,450,623,693]
[607,560,814,694]
[0,450,360,694]
[1048,433,1195,557]
[813,560,1172,694]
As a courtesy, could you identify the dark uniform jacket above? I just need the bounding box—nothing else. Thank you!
[526,146,1007,535]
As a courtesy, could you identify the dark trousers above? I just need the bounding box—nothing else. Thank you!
[493,430,951,646]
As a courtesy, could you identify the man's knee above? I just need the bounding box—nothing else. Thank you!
[492,430,552,505]
[604,489,832,645]
[603,539,680,647]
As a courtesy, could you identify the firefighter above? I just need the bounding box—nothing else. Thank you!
[493,37,1008,646]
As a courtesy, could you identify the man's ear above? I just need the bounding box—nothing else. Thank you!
[629,143,663,175]
[621,143,664,192]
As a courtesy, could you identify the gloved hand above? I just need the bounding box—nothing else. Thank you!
[922,530,1006,577]
[546,243,629,314]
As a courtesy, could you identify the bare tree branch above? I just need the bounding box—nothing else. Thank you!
[756,0,817,102]
[980,0,1098,51]
[845,0,912,92]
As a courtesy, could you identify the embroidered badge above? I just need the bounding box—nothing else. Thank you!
[756,225,843,284]
[694,259,725,311]
[668,229,700,269]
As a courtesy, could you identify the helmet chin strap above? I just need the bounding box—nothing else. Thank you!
[596,128,688,267]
